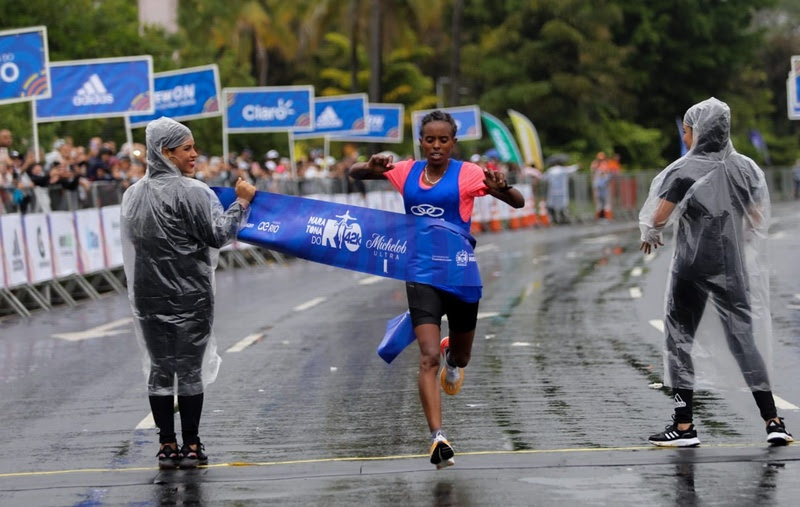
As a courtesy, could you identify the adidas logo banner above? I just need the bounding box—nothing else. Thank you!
[34,56,153,121]
[293,94,368,139]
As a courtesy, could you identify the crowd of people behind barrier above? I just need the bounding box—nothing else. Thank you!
[3,126,797,221]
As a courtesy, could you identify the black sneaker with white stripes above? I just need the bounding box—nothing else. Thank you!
[648,420,700,447]
[766,418,793,446]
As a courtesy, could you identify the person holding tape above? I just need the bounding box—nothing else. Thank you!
[349,110,524,469]
[121,117,255,469]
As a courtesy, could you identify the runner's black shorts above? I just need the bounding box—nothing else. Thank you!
[405,282,479,332]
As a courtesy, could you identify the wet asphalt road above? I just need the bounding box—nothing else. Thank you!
[0,201,799,506]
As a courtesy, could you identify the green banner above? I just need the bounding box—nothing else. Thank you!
[480,111,523,164]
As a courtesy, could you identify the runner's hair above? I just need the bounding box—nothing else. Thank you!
[419,110,458,137]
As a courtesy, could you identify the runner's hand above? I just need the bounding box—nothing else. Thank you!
[367,154,394,173]
[235,177,256,202]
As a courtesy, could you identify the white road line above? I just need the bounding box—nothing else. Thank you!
[788,304,800,311]
[511,342,532,347]
[293,297,327,312]
[629,287,643,299]
[226,333,265,353]
[582,234,619,244]
[770,231,787,240]
[358,276,384,286]
[135,412,155,430]
[794,294,800,301]
[643,253,656,264]
[52,317,133,341]
[630,267,643,277]
[475,243,498,253]
[649,319,665,332]
[442,312,499,323]
[773,395,799,411]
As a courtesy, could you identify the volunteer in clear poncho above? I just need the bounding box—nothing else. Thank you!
[639,98,792,447]
[121,117,255,468]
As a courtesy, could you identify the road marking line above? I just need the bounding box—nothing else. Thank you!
[644,253,656,264]
[788,304,800,311]
[649,319,665,332]
[794,294,800,300]
[1,443,778,478]
[475,243,498,253]
[293,297,327,312]
[770,231,787,240]
[135,412,155,430]
[358,275,384,285]
[629,287,643,299]
[52,317,133,342]
[631,267,643,277]
[773,395,799,410]
[511,342,531,347]
[226,333,265,353]
[442,312,499,323]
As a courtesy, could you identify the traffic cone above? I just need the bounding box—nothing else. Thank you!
[538,201,550,227]
[489,203,502,232]
[508,210,521,230]
[470,220,483,235]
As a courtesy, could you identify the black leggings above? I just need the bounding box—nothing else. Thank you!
[666,275,775,423]
[149,393,204,445]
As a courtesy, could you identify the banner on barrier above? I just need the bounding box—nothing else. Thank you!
[223,86,314,133]
[35,56,154,122]
[74,209,105,274]
[293,93,368,139]
[0,215,29,287]
[23,214,53,283]
[100,205,123,268]
[330,103,405,143]
[128,64,221,128]
[0,25,51,105]
[49,211,79,278]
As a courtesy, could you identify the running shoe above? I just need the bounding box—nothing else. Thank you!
[439,336,463,396]
[766,418,794,446]
[157,444,179,470]
[179,442,209,468]
[429,430,455,469]
[648,418,700,447]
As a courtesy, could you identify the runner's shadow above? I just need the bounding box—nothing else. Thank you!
[672,454,783,506]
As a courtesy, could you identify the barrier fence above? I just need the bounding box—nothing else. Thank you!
[1,167,795,319]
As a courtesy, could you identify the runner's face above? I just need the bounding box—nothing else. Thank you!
[420,121,457,168]
[163,138,197,177]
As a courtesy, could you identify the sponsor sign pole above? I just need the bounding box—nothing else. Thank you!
[124,114,133,150]
[31,99,40,160]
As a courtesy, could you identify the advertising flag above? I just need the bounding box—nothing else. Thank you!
[507,109,544,170]
[481,111,523,164]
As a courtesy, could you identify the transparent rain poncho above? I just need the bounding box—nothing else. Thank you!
[639,98,772,392]
[121,117,249,396]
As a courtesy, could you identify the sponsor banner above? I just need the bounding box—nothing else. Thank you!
[330,103,404,143]
[0,26,51,105]
[411,105,482,142]
[100,205,123,268]
[789,56,800,120]
[35,56,154,122]
[0,214,29,287]
[22,214,53,283]
[74,209,106,273]
[223,86,314,132]
[128,64,221,128]
[294,93,368,139]
[212,187,481,289]
[49,211,79,278]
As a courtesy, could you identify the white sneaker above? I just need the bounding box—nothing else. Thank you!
[429,431,455,469]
